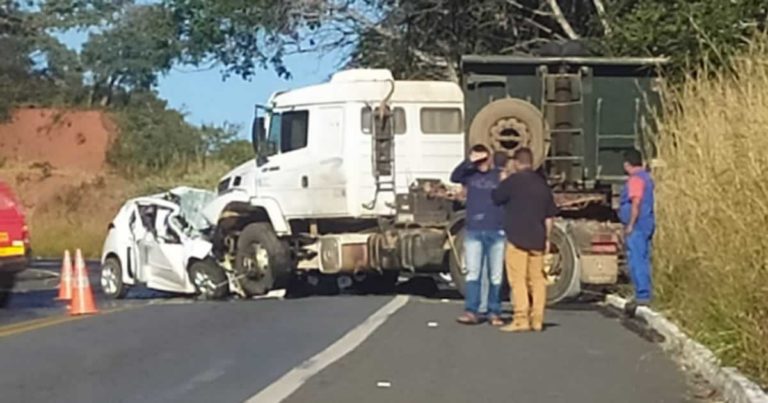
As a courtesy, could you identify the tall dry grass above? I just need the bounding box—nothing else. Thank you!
[654,39,768,387]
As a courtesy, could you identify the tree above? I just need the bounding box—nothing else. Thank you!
[160,0,610,81]
[0,1,84,118]
[347,0,603,80]
[37,0,135,29]
[602,0,768,75]
[81,4,180,106]
[158,0,768,81]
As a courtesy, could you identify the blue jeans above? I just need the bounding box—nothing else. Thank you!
[464,229,505,316]
[626,228,654,303]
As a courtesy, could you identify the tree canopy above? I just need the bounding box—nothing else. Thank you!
[2,0,767,112]
[145,0,766,80]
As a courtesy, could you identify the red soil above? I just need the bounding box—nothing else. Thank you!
[0,108,115,171]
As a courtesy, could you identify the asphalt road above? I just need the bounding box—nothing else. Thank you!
[0,265,707,403]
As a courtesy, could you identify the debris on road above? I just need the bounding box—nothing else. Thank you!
[427,321,439,328]
[376,381,391,388]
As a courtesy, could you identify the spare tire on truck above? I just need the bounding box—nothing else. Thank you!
[468,98,550,170]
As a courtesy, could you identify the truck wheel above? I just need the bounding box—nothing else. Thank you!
[236,222,291,297]
[448,227,468,296]
[189,260,228,300]
[450,224,579,305]
[468,98,550,170]
[101,257,128,299]
[546,222,580,304]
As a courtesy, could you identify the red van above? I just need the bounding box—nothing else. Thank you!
[0,180,29,307]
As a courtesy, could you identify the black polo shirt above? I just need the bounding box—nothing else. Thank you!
[491,169,558,251]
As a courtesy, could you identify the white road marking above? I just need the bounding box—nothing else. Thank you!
[244,295,410,403]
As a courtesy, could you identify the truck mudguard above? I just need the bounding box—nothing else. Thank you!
[203,189,291,235]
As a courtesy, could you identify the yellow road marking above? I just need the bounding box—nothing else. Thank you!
[0,307,132,338]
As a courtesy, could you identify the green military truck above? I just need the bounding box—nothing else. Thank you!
[448,54,666,303]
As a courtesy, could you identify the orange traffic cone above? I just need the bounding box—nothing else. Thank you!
[56,250,74,301]
[69,249,98,316]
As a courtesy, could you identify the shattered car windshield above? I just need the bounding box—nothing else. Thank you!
[167,188,216,233]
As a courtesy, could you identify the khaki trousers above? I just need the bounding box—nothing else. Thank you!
[505,243,547,326]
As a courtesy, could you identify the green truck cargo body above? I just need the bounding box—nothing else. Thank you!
[457,55,667,298]
[460,55,666,195]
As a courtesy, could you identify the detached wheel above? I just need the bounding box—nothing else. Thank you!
[101,257,128,299]
[235,223,291,297]
[189,260,228,300]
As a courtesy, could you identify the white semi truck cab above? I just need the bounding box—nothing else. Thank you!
[203,69,473,296]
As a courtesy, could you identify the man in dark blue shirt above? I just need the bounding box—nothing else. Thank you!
[451,144,506,326]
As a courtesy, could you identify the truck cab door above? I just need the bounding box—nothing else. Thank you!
[309,106,346,216]
[256,109,314,217]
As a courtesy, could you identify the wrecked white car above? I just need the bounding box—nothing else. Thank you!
[100,187,231,300]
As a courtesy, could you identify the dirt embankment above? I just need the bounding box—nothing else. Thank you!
[0,108,126,257]
[0,108,115,171]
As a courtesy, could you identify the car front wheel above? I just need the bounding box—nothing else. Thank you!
[189,260,228,300]
[101,257,128,299]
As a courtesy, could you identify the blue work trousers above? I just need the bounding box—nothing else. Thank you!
[626,228,654,303]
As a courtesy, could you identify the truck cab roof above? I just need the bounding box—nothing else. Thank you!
[268,69,463,109]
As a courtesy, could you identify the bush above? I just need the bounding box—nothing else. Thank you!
[653,37,768,387]
[107,93,252,176]
[108,93,205,175]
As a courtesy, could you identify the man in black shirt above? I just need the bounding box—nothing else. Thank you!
[491,147,558,332]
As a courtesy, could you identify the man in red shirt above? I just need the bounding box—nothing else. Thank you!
[618,149,655,311]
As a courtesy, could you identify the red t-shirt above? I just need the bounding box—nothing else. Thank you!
[627,167,645,201]
[627,176,645,201]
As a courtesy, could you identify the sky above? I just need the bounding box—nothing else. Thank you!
[57,30,346,137]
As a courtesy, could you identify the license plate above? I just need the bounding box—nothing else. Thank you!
[0,245,24,257]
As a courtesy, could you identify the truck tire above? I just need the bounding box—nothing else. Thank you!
[189,260,228,300]
[449,223,579,305]
[448,227,511,301]
[448,227,468,297]
[468,98,550,170]
[533,40,593,57]
[100,257,128,300]
[236,222,291,296]
[546,222,581,304]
